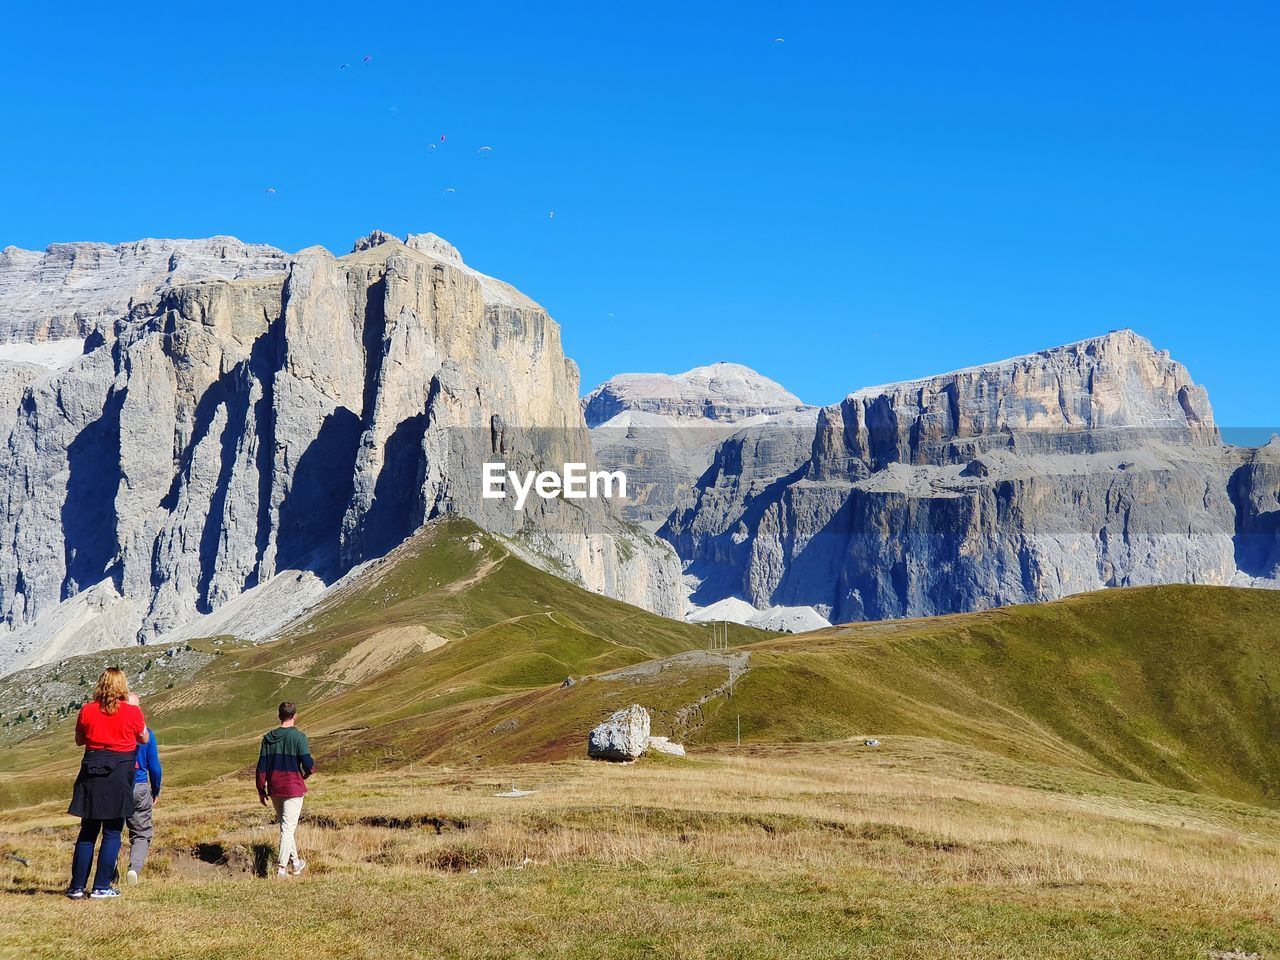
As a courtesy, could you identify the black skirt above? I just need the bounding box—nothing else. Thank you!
[67,749,137,821]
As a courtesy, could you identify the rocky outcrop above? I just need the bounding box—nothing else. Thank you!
[585,364,816,527]
[0,237,290,343]
[663,331,1280,622]
[0,232,682,673]
[587,704,651,760]
[1230,437,1280,579]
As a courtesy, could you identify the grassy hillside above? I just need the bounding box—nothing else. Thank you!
[4,515,1279,810]
[713,586,1280,805]
[0,518,768,805]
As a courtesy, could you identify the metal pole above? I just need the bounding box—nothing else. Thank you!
[737,714,741,747]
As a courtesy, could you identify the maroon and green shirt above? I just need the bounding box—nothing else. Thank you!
[255,726,314,799]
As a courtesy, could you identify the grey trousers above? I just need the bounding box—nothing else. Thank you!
[126,782,154,874]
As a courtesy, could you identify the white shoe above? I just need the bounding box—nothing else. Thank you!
[290,858,307,876]
[126,869,139,885]
[276,867,290,879]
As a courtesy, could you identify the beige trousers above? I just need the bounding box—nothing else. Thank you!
[271,796,304,870]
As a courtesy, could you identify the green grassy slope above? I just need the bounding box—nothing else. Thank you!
[4,515,1278,810]
[703,586,1280,805]
[0,518,767,805]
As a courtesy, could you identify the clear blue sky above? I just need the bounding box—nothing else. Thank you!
[1,1,1276,433]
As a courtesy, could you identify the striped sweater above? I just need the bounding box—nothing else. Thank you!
[255,726,314,799]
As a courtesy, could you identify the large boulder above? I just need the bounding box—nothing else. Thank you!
[587,704,651,761]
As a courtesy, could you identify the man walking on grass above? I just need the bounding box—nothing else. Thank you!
[256,701,315,878]
[122,693,160,884]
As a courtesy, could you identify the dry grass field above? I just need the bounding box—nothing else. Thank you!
[3,521,1278,958]
[0,738,1276,960]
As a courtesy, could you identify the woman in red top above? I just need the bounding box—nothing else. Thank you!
[66,668,150,899]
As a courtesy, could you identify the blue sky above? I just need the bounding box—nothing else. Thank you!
[1,1,1276,433]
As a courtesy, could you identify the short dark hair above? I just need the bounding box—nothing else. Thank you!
[278,701,297,722]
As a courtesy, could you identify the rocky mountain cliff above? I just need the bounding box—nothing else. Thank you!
[655,332,1280,622]
[0,232,682,674]
[0,238,291,344]
[584,363,816,528]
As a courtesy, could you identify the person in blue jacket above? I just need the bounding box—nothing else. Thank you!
[123,693,160,883]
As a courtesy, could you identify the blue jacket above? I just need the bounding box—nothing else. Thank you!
[134,728,161,796]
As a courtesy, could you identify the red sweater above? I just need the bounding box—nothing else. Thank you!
[76,701,146,752]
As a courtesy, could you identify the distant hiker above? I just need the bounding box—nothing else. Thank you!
[121,692,160,884]
[256,701,315,878]
[66,668,150,900]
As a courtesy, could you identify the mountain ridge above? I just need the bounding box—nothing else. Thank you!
[0,230,682,676]
[582,329,1278,626]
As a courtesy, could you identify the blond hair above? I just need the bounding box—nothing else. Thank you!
[92,667,130,716]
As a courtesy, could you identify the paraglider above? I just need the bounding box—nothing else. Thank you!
[548,211,555,219]
[339,63,349,70]
[363,55,373,63]
[774,37,785,43]
[440,135,447,142]
[264,187,277,195]
[443,187,456,194]
[478,145,492,152]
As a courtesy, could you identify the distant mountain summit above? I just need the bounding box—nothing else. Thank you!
[582,363,817,531]
[582,361,809,427]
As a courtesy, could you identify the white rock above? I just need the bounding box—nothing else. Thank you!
[647,736,686,756]
[587,704,651,761]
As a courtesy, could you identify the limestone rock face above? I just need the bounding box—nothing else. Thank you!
[0,232,682,673]
[587,704,651,761]
[1230,437,1280,580]
[584,364,816,527]
[0,237,290,343]
[662,331,1280,622]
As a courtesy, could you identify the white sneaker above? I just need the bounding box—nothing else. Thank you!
[276,867,290,879]
[126,869,139,885]
[290,858,307,876]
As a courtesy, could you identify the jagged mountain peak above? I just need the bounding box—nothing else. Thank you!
[350,230,466,265]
